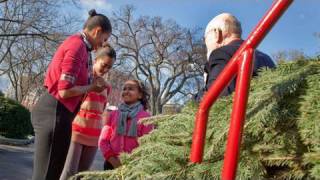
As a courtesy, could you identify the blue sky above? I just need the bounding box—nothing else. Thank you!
[78,0,320,57]
[1,0,319,91]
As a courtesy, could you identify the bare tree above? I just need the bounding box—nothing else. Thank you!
[110,6,205,114]
[0,0,80,102]
[272,49,306,64]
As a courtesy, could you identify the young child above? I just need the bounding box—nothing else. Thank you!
[99,80,153,170]
[60,44,116,180]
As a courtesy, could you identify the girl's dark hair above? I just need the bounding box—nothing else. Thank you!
[83,9,112,33]
[129,80,150,110]
[95,42,116,61]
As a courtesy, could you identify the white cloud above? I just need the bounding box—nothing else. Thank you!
[80,0,112,10]
[80,0,113,20]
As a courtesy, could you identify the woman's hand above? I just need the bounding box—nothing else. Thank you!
[58,77,108,98]
[108,156,121,168]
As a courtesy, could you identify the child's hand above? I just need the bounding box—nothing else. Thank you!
[95,77,106,88]
[90,77,106,93]
[108,156,121,168]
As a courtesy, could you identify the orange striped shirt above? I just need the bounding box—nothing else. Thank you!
[71,86,111,146]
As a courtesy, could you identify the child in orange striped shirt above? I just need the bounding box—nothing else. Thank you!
[60,44,116,180]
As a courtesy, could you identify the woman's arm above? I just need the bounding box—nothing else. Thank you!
[57,40,107,99]
[59,85,92,99]
[59,77,106,99]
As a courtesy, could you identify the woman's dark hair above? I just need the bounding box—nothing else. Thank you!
[83,9,112,33]
[95,42,116,61]
[128,80,150,110]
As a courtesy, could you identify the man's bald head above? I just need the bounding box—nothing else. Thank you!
[205,13,242,38]
[204,13,242,59]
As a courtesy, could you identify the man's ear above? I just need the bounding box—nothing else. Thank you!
[216,28,223,44]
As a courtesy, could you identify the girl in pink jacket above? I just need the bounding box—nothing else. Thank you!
[99,80,153,170]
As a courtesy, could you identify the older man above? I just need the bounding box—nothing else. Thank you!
[203,13,275,96]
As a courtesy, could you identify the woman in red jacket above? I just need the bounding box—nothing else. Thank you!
[60,44,116,180]
[31,9,112,180]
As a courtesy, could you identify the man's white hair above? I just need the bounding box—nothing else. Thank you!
[205,13,242,37]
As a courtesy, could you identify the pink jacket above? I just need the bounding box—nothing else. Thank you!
[98,109,153,160]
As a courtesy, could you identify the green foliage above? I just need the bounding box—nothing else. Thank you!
[297,70,320,179]
[76,59,320,180]
[0,96,33,139]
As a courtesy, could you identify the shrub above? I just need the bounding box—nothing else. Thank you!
[0,96,33,139]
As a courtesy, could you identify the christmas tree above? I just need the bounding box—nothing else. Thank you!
[75,59,320,179]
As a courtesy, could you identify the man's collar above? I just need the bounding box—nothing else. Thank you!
[206,39,243,60]
[80,32,93,51]
[227,38,243,46]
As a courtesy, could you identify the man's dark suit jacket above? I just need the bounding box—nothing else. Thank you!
[204,39,275,96]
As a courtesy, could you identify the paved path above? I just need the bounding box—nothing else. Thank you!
[0,144,105,180]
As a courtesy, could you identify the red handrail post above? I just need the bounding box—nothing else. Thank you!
[189,0,293,178]
[221,49,254,180]
[190,59,239,163]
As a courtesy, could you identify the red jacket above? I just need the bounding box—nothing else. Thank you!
[44,34,90,112]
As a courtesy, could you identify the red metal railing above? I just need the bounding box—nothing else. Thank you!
[189,0,293,179]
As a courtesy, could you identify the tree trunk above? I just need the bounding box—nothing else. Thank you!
[156,102,163,114]
[150,92,157,115]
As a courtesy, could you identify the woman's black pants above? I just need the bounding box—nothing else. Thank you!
[31,92,78,180]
